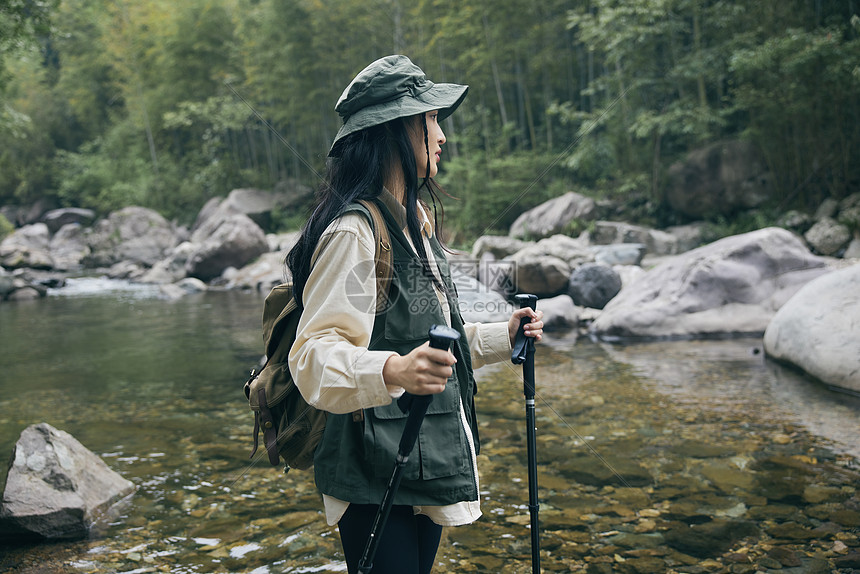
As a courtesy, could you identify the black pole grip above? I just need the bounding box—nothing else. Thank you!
[395,325,460,456]
[512,294,537,364]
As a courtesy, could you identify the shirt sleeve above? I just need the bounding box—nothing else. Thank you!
[288,213,398,415]
[462,321,511,369]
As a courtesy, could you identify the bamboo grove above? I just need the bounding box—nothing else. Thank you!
[1,0,859,240]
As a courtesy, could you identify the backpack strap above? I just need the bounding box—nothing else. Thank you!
[356,199,393,314]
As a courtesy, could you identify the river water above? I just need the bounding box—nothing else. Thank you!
[1,279,858,573]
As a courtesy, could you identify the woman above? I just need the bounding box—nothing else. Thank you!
[287,55,543,574]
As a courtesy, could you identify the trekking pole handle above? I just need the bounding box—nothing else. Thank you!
[512,294,538,364]
[395,325,460,446]
[428,324,461,351]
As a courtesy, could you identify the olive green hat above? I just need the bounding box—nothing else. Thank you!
[329,55,468,155]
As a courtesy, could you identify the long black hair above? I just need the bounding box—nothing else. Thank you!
[287,113,448,306]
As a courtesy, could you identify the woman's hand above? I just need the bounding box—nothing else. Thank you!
[382,342,456,396]
[508,307,544,346]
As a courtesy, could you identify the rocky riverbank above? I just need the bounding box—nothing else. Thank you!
[2,187,859,394]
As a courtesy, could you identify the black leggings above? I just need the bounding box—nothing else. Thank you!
[338,503,443,574]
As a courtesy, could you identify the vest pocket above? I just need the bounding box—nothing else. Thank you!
[366,388,468,481]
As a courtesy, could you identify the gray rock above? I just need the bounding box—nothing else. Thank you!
[568,263,622,309]
[777,210,814,234]
[763,263,860,393]
[452,269,513,323]
[536,294,581,332]
[193,185,312,233]
[837,194,860,230]
[511,234,593,266]
[814,198,840,219]
[509,191,596,239]
[0,267,13,298]
[0,223,54,270]
[49,223,91,271]
[845,238,860,259]
[665,140,772,219]
[41,208,95,234]
[804,216,851,256]
[507,254,570,297]
[266,231,301,253]
[0,423,135,540]
[471,235,533,260]
[589,243,646,266]
[664,223,707,253]
[590,221,679,256]
[227,251,290,292]
[84,207,179,267]
[106,260,146,281]
[186,213,268,282]
[590,227,829,340]
[140,241,197,284]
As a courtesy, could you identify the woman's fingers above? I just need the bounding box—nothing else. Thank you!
[383,343,455,395]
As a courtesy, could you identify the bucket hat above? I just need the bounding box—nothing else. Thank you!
[329,55,468,155]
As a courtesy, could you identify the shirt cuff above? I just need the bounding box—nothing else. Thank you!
[467,321,512,368]
[352,349,400,410]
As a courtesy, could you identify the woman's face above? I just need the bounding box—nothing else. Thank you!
[410,111,446,179]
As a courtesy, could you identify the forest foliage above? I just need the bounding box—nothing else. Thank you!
[1,0,859,241]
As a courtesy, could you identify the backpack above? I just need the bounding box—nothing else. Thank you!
[244,199,392,471]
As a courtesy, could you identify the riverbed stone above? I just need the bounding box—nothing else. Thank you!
[568,263,622,309]
[537,294,581,331]
[227,251,289,292]
[506,254,570,296]
[763,262,860,393]
[590,227,830,340]
[186,213,268,282]
[804,216,852,256]
[471,235,533,260]
[663,519,760,558]
[591,221,679,256]
[589,243,646,266]
[0,223,53,270]
[84,207,180,268]
[41,208,95,234]
[48,223,90,271]
[0,423,135,540]
[509,191,596,239]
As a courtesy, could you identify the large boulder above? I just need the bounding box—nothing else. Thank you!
[185,213,268,282]
[226,251,290,292]
[0,223,53,270]
[84,207,180,268]
[763,263,860,393]
[0,423,135,540]
[536,294,581,332]
[590,221,679,256]
[139,241,198,284]
[509,191,597,239]
[505,234,595,296]
[471,235,533,260]
[193,184,313,233]
[451,271,513,323]
[568,263,622,309]
[665,140,772,219]
[49,223,91,271]
[804,216,852,256]
[41,208,95,234]
[590,227,830,340]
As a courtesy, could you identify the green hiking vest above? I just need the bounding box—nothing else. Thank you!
[312,200,480,507]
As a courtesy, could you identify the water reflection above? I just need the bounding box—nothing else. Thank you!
[0,289,858,573]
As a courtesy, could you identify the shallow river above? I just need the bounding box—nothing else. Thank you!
[1,279,858,573]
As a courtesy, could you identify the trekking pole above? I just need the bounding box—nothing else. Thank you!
[511,293,540,574]
[357,324,461,574]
